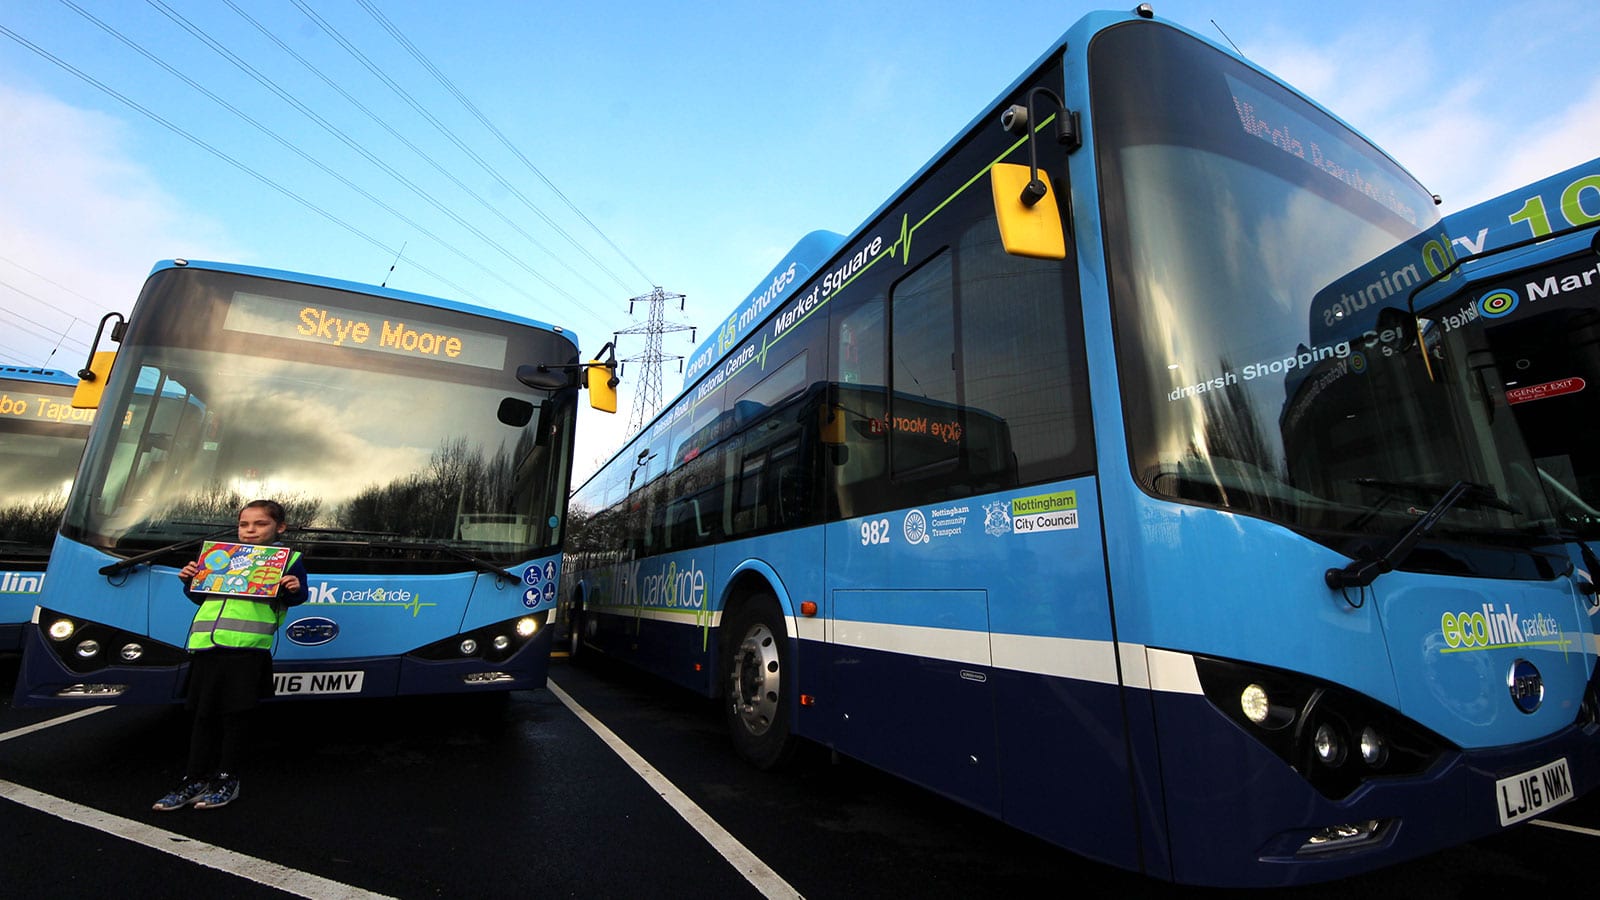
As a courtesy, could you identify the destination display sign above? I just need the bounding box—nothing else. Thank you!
[0,389,96,428]
[1226,73,1425,229]
[222,291,508,370]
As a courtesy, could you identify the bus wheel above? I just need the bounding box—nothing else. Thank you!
[723,597,797,769]
[566,605,585,662]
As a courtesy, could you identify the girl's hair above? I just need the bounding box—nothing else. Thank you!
[241,499,287,526]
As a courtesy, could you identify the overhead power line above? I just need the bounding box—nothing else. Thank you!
[0,21,480,304]
[354,0,655,289]
[132,0,586,317]
[219,0,618,310]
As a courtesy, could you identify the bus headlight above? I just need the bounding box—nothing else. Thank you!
[75,640,101,659]
[48,619,76,641]
[459,638,478,656]
[516,616,538,638]
[1359,726,1387,767]
[1313,723,1345,766]
[1195,655,1449,799]
[492,634,510,651]
[120,643,145,662]
[1240,683,1270,724]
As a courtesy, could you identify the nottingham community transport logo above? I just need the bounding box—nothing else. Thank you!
[903,509,929,544]
[1478,288,1520,319]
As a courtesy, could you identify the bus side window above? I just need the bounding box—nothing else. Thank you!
[828,294,888,520]
[952,217,1092,484]
[889,253,961,482]
[665,497,712,549]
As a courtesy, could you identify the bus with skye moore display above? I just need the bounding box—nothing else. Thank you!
[562,5,1600,887]
[14,258,616,706]
[0,367,93,652]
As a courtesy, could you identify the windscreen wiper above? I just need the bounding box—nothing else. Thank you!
[1350,477,1517,511]
[98,526,235,577]
[356,539,522,583]
[0,547,51,566]
[1325,480,1483,590]
[294,526,404,540]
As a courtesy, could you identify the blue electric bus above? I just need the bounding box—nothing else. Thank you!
[1423,158,1600,539]
[14,259,614,705]
[0,367,94,651]
[563,7,1600,887]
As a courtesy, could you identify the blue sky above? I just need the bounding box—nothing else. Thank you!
[2,1,1597,478]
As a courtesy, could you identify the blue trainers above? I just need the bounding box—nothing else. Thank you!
[152,779,208,811]
[193,775,239,810]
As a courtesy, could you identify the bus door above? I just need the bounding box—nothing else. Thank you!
[819,259,1008,814]
[1469,254,1600,534]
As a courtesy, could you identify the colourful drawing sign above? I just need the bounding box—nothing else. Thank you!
[192,541,291,598]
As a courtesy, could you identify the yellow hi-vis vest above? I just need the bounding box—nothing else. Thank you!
[186,551,301,651]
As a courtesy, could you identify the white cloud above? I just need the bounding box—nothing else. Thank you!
[0,82,242,366]
[1243,14,1597,216]
[1462,80,1600,208]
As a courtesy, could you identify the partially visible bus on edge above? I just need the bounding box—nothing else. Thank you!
[562,7,1600,888]
[1422,157,1600,540]
[15,258,614,706]
[0,367,94,651]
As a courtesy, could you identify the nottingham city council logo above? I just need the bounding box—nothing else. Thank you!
[983,501,1013,536]
[1479,288,1520,319]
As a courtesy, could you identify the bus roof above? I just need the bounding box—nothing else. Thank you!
[0,366,77,387]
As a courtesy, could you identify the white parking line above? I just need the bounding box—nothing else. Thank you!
[1534,819,1600,839]
[546,678,804,900]
[0,708,393,899]
[0,705,111,742]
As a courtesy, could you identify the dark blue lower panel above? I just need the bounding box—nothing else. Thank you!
[809,640,1145,875]
[395,628,552,695]
[1151,688,1600,887]
[585,609,716,696]
[990,667,1151,877]
[0,622,22,653]
[587,614,1154,877]
[12,623,552,707]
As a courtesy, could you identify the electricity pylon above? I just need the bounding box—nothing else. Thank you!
[614,287,694,435]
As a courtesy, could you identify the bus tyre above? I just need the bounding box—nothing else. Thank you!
[565,604,585,662]
[723,597,797,770]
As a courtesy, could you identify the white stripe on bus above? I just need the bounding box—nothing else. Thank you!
[585,608,1212,695]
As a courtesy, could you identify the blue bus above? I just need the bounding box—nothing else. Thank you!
[0,367,95,651]
[563,7,1600,887]
[1423,158,1600,539]
[14,259,614,705]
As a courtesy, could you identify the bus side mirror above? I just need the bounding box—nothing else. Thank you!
[820,404,846,446]
[992,163,1066,259]
[73,350,117,409]
[587,360,618,414]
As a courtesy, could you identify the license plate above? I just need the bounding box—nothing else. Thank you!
[273,670,365,696]
[1496,757,1573,826]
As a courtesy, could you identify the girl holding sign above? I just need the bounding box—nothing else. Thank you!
[153,499,309,811]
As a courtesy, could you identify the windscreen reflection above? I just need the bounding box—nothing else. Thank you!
[72,346,570,560]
